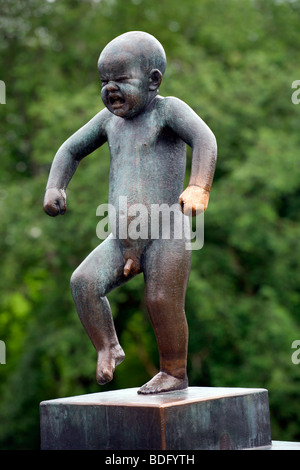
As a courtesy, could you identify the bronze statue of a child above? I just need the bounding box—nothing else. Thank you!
[43,31,217,394]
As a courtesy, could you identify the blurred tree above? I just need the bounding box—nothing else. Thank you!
[0,0,300,448]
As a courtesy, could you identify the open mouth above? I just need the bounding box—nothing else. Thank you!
[109,94,125,108]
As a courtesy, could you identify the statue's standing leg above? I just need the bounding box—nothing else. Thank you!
[70,234,131,385]
[139,237,191,394]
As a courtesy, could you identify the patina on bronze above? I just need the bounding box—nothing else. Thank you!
[43,31,217,394]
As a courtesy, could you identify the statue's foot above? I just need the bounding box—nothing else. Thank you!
[96,345,125,385]
[137,371,188,395]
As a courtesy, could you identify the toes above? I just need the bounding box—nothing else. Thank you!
[96,346,125,385]
[137,384,149,395]
[137,372,188,395]
[96,368,113,385]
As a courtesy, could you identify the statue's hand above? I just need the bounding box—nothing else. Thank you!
[43,188,67,217]
[179,185,210,217]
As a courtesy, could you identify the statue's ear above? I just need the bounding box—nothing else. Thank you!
[149,69,162,91]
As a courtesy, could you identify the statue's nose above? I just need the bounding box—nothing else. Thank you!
[106,81,119,92]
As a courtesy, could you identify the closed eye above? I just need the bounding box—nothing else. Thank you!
[100,76,131,88]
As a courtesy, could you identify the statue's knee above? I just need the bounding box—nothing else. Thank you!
[70,266,108,298]
[70,268,90,294]
[146,291,168,312]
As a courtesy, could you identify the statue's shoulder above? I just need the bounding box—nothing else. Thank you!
[155,95,191,125]
[152,95,182,119]
[157,95,189,113]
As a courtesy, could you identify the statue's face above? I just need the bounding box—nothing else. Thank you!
[99,51,150,119]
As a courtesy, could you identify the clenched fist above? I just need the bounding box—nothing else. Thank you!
[179,185,210,217]
[43,188,67,217]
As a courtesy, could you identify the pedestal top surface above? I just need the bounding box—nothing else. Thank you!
[41,386,267,408]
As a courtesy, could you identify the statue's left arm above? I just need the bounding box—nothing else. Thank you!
[164,97,217,215]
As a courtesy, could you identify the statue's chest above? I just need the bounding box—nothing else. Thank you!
[107,114,162,159]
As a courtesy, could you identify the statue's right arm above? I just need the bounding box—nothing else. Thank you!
[43,108,110,216]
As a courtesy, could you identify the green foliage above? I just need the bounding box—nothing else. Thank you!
[0,0,300,448]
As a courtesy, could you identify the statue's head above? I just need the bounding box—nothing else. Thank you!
[98,31,167,118]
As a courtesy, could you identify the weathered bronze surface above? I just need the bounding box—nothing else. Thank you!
[43,31,217,394]
[40,387,272,450]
